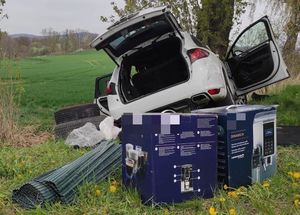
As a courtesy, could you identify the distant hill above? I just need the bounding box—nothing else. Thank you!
[10,33,44,39]
[10,32,98,39]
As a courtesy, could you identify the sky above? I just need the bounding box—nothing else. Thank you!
[1,0,298,48]
[1,0,124,35]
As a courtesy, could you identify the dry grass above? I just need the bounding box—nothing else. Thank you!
[0,77,19,144]
[0,61,52,147]
[3,126,53,147]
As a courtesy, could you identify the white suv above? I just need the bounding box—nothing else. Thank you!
[91,6,289,119]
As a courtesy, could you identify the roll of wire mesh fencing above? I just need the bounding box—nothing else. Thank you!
[12,140,121,209]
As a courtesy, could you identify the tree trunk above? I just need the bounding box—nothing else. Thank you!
[197,0,235,58]
[283,29,298,57]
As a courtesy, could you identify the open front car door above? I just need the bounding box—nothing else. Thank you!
[226,16,290,96]
[94,73,113,116]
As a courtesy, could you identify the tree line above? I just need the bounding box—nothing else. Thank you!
[0,29,97,59]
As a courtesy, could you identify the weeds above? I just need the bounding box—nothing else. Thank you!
[0,60,51,146]
[0,60,22,144]
[1,142,299,214]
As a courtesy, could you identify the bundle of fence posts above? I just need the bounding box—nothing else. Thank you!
[12,140,121,209]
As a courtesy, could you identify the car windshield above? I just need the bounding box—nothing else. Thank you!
[105,15,173,57]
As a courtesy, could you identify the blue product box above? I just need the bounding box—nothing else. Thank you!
[193,105,277,188]
[121,113,218,204]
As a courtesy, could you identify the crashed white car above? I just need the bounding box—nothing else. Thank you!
[91,6,289,119]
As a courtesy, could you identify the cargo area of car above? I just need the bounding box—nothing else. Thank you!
[119,36,189,102]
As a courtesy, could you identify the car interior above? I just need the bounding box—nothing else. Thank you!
[119,37,189,102]
[226,21,275,89]
[227,42,274,89]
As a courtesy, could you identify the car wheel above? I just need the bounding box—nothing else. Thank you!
[54,115,106,139]
[54,104,100,125]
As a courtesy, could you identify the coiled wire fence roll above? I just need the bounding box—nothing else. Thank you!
[12,140,121,209]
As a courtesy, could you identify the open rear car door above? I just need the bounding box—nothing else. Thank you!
[90,6,182,65]
[226,16,290,96]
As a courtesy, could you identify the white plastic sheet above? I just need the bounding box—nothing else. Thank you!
[65,123,104,147]
[65,117,121,148]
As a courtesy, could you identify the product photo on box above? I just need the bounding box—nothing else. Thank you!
[194,105,277,188]
[121,113,218,204]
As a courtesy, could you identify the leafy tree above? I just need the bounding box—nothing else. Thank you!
[251,0,299,55]
[196,0,247,57]
[102,0,199,34]
[282,0,300,55]
[0,0,7,36]
[0,0,6,58]
[103,0,247,58]
[0,0,5,16]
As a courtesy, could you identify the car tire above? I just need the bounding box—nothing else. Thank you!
[54,104,100,125]
[54,115,106,139]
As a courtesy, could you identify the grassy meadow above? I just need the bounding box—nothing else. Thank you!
[0,50,300,214]
[1,50,114,130]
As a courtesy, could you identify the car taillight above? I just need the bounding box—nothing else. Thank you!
[188,48,209,63]
[208,88,220,95]
[106,85,113,95]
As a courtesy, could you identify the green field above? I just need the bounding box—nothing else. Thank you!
[250,85,300,125]
[4,50,114,130]
[1,50,300,214]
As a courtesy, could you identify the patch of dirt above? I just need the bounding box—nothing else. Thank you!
[277,126,300,146]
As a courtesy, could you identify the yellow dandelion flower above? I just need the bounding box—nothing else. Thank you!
[228,191,238,198]
[209,206,217,215]
[293,172,300,180]
[163,209,170,215]
[236,188,242,194]
[262,181,270,189]
[111,180,119,186]
[229,208,237,215]
[109,185,117,193]
[95,189,101,197]
[219,197,226,202]
[223,184,229,190]
[294,199,300,208]
[288,171,294,177]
